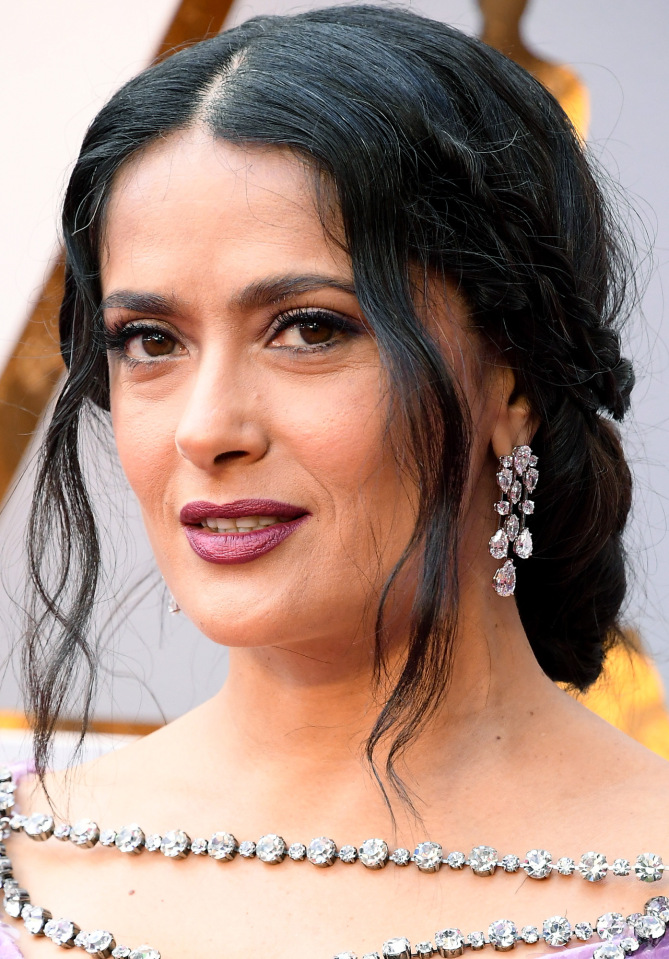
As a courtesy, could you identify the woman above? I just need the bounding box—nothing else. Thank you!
[2,5,668,959]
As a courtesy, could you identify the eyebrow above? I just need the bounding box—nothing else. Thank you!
[100,273,358,316]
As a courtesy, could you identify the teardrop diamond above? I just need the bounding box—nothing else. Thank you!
[514,528,533,560]
[493,560,516,597]
[513,446,531,474]
[489,529,509,560]
[496,469,513,492]
[524,468,539,491]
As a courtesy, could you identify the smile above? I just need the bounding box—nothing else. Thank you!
[197,515,286,533]
[180,499,309,565]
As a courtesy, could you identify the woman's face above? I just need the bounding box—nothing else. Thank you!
[102,128,494,655]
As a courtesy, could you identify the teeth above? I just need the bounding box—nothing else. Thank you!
[199,515,284,533]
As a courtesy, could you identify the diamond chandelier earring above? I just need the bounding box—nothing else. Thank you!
[489,445,538,597]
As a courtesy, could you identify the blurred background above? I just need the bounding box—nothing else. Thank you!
[1,0,669,764]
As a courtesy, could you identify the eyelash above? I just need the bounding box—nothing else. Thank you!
[103,308,361,362]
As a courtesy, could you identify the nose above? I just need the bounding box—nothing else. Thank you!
[174,352,270,471]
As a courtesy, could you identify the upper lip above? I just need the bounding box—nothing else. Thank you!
[180,499,309,524]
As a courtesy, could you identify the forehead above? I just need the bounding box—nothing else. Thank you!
[101,127,347,292]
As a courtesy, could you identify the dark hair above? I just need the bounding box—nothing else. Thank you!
[24,4,635,795]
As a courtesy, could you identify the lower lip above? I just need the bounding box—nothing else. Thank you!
[183,516,309,565]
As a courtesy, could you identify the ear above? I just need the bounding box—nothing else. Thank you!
[491,365,540,459]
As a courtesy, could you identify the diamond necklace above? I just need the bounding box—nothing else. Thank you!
[1,766,668,959]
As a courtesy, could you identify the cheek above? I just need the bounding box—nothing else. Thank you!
[109,377,177,505]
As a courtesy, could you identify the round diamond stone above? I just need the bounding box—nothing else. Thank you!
[256,833,286,864]
[520,500,534,514]
[288,842,306,861]
[112,949,132,958]
[523,849,552,879]
[24,813,54,842]
[83,929,115,955]
[556,857,575,876]
[0,856,12,881]
[594,946,626,959]
[597,913,626,940]
[359,839,389,869]
[447,851,466,869]
[160,830,190,859]
[500,855,520,873]
[635,853,663,882]
[100,829,117,847]
[382,937,411,959]
[23,905,51,935]
[339,845,358,864]
[3,884,29,918]
[434,928,464,956]
[613,858,631,876]
[542,916,571,947]
[574,922,593,941]
[466,933,486,950]
[45,918,79,945]
[54,823,71,841]
[70,819,100,847]
[334,953,357,959]
[208,831,236,860]
[495,501,510,516]
[413,841,443,872]
[632,915,665,941]
[307,837,337,866]
[0,789,15,813]
[238,840,256,858]
[390,848,411,866]
[0,767,11,782]
[190,838,208,855]
[363,953,382,959]
[488,919,517,950]
[469,845,498,876]
[620,938,640,954]
[520,927,539,944]
[129,949,161,959]
[579,851,608,882]
[646,896,669,921]
[9,814,25,831]
[115,824,145,854]
[415,944,434,956]
[145,834,162,852]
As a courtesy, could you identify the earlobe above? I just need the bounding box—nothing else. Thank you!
[491,366,539,459]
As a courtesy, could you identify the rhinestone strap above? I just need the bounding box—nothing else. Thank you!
[335,906,669,959]
[2,765,668,959]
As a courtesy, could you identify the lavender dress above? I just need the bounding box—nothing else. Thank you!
[0,763,668,959]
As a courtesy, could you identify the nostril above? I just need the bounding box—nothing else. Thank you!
[213,450,249,464]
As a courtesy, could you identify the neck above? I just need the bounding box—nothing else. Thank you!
[195,574,553,802]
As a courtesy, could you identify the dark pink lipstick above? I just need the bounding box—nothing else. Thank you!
[180,499,309,565]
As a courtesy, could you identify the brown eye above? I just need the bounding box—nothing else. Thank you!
[297,321,334,345]
[124,330,182,359]
[141,332,176,356]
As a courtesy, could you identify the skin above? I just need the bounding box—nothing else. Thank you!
[11,128,669,959]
